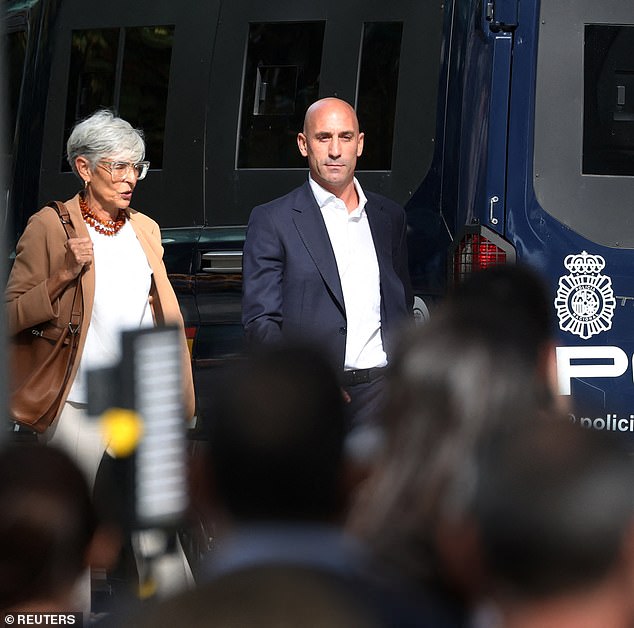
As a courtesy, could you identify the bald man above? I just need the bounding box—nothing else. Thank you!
[242,98,413,432]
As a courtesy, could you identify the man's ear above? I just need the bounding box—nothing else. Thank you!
[297,133,308,157]
[356,132,364,157]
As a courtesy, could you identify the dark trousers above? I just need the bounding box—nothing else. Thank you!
[343,375,387,463]
[343,374,387,430]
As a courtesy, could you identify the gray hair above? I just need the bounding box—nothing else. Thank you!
[66,110,145,178]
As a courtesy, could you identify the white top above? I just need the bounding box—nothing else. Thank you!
[67,219,154,403]
[309,176,387,370]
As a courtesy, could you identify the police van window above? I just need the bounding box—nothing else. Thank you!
[356,21,403,171]
[238,22,325,169]
[533,1,634,249]
[63,25,174,171]
[583,25,634,176]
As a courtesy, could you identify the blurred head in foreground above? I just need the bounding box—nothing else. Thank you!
[475,417,634,628]
[0,443,119,611]
[206,343,347,524]
[347,297,561,605]
[446,263,562,407]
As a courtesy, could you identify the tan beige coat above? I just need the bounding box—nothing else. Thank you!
[6,194,196,420]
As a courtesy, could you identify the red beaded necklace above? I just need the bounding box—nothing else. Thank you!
[79,194,127,236]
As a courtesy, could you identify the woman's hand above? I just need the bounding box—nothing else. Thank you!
[65,236,93,277]
[46,237,93,303]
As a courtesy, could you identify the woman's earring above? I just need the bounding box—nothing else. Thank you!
[84,179,88,189]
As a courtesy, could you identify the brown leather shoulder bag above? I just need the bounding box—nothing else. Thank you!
[9,201,84,433]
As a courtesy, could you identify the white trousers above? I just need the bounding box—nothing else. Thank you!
[39,401,108,616]
[40,401,108,492]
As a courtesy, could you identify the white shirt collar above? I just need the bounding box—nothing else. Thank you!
[308,175,367,213]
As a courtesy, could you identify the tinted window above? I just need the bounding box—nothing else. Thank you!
[238,22,325,169]
[5,28,28,153]
[357,22,403,170]
[64,25,174,169]
[533,1,634,248]
[583,25,634,176]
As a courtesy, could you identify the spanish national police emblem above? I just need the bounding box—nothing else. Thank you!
[554,251,616,340]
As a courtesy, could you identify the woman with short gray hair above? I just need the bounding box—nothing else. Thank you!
[7,109,195,488]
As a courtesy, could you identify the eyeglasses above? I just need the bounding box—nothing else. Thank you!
[98,160,150,181]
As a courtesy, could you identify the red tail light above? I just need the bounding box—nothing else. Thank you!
[452,226,515,284]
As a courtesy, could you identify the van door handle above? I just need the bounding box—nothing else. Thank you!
[489,195,499,225]
[201,251,243,274]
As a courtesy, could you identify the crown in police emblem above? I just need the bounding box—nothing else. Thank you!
[563,251,605,276]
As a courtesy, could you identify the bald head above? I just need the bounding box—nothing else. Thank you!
[302,98,360,134]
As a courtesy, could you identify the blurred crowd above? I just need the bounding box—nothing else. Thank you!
[3,264,634,627]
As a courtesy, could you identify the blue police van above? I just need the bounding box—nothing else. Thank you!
[435,0,634,437]
[4,0,634,436]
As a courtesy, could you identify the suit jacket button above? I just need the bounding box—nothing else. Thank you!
[339,327,347,335]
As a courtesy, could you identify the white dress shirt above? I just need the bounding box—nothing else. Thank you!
[309,176,387,370]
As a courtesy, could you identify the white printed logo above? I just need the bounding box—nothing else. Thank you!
[555,251,616,339]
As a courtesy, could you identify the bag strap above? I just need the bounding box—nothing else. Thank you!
[46,200,83,333]
[47,200,78,240]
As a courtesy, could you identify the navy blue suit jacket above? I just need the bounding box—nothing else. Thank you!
[242,181,413,368]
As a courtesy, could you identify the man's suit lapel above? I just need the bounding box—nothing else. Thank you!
[291,183,346,314]
[366,197,392,276]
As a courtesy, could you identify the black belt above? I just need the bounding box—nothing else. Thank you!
[341,367,386,387]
